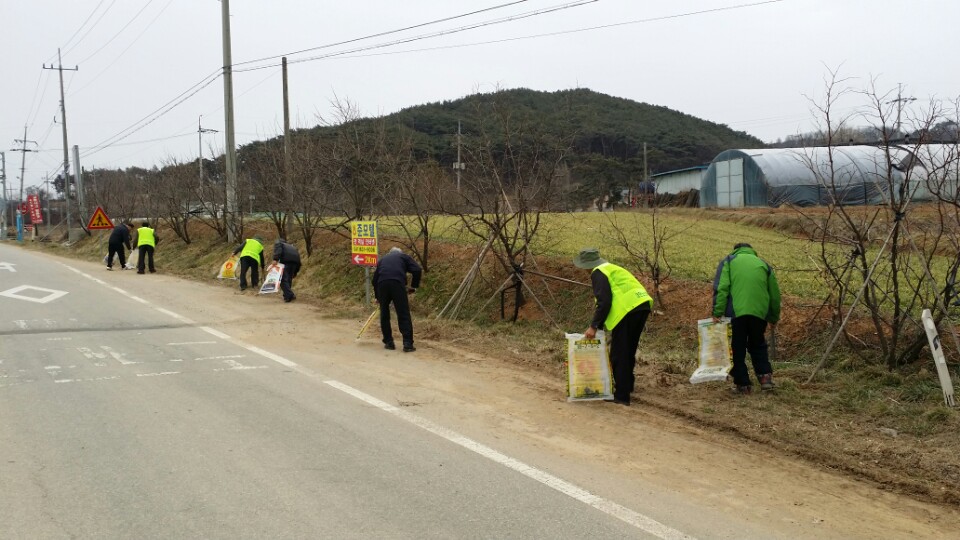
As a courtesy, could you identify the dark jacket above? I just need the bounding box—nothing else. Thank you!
[273,241,301,265]
[108,223,132,250]
[712,246,781,323]
[372,251,422,294]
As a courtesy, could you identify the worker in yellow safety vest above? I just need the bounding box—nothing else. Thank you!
[232,236,265,291]
[574,248,653,406]
[135,221,160,274]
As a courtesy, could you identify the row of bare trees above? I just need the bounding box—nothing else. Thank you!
[797,72,960,371]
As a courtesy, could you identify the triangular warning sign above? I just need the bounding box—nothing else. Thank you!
[86,207,115,230]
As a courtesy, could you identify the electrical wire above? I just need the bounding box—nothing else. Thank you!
[233,0,531,68]
[63,0,119,58]
[234,0,598,74]
[81,70,223,158]
[74,0,157,66]
[59,0,108,54]
[69,0,176,97]
[306,0,788,67]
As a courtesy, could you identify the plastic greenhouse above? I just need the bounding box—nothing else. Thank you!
[699,145,957,207]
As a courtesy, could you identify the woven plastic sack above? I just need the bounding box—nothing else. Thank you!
[690,318,733,384]
[217,255,239,280]
[565,331,614,401]
[258,262,285,294]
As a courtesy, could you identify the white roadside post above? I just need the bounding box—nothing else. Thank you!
[921,309,956,407]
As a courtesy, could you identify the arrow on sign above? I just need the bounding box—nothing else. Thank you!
[353,254,364,264]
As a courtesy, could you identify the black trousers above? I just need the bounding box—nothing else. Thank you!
[378,279,413,347]
[239,256,260,290]
[137,245,155,273]
[730,315,772,387]
[609,306,651,402]
[280,262,300,301]
[107,242,126,268]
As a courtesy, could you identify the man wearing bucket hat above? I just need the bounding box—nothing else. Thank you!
[574,248,653,406]
[232,235,265,292]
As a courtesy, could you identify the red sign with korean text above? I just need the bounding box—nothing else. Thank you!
[27,194,43,224]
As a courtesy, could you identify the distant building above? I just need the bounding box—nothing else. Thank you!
[650,166,707,195]
[699,145,958,208]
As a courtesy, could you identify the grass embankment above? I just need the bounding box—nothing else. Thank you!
[35,208,960,507]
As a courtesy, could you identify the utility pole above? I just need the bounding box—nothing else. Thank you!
[72,145,85,223]
[887,83,916,142]
[43,49,78,235]
[198,115,218,202]
[453,121,465,191]
[282,56,294,237]
[221,0,238,242]
[12,126,38,211]
[0,151,6,239]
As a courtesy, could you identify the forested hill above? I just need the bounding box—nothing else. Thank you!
[375,88,764,174]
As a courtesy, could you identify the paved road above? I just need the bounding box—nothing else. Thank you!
[0,243,689,539]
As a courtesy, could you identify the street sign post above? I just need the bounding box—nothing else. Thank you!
[351,220,378,306]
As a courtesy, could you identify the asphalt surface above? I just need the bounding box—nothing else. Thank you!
[0,243,680,539]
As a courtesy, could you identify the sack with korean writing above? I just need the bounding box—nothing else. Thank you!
[565,332,614,401]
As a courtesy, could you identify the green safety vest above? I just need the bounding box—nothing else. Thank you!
[240,238,263,260]
[594,262,653,331]
[137,227,156,248]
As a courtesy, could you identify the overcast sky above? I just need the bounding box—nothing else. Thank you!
[2,0,957,192]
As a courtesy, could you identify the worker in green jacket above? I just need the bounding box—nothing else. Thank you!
[575,248,653,406]
[232,236,265,292]
[712,243,781,394]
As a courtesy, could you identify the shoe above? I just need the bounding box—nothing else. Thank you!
[149,270,156,274]
[613,398,630,406]
[106,266,113,271]
[137,271,145,274]
[384,343,396,350]
[759,374,775,391]
[731,385,753,395]
[403,345,416,353]
[239,287,247,292]
[284,298,292,303]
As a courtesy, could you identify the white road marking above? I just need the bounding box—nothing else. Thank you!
[54,376,120,384]
[0,285,69,304]
[199,327,231,340]
[47,337,72,341]
[169,358,184,362]
[44,366,60,370]
[58,262,691,539]
[0,262,16,272]
[136,371,180,377]
[156,308,194,324]
[194,355,245,361]
[77,347,107,360]
[13,320,28,329]
[214,358,267,371]
[101,345,139,365]
[167,341,217,346]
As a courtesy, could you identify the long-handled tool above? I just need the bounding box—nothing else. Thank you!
[356,308,379,341]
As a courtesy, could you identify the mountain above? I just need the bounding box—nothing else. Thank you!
[377,87,763,174]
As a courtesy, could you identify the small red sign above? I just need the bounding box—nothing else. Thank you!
[27,194,43,224]
[351,253,378,266]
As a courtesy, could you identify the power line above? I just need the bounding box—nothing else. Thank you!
[311,0,789,66]
[59,0,108,54]
[69,0,176,97]
[233,0,531,68]
[234,0,599,74]
[74,0,157,65]
[62,0,119,58]
[81,70,223,159]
